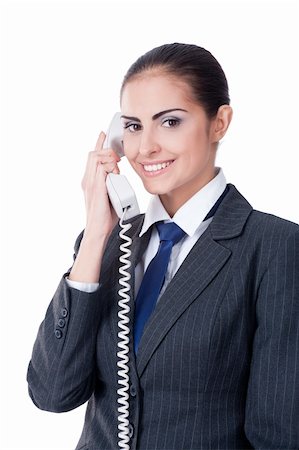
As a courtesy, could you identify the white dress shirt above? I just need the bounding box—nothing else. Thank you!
[67,168,227,296]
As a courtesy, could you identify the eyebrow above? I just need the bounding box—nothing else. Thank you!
[120,108,188,122]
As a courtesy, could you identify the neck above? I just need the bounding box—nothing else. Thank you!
[159,167,217,217]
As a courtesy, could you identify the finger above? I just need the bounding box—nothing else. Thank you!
[112,166,120,174]
[97,154,120,164]
[93,148,121,161]
[83,150,116,183]
[97,160,120,175]
[82,148,105,189]
[94,131,106,152]
[82,135,120,190]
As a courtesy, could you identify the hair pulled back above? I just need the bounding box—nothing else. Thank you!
[121,43,230,118]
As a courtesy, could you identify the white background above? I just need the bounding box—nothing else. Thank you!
[1,0,298,449]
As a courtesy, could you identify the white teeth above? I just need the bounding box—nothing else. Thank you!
[143,161,172,172]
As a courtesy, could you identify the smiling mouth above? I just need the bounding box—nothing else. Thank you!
[142,160,174,172]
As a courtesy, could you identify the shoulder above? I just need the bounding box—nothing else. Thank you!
[218,185,299,267]
[248,209,299,237]
[244,210,299,263]
[225,183,299,239]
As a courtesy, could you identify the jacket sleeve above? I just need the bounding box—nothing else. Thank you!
[244,230,299,449]
[27,231,106,413]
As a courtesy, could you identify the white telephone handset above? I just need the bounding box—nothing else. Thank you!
[103,112,140,220]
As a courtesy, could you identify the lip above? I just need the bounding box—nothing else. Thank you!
[139,159,175,177]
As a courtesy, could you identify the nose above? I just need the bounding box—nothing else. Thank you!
[138,128,161,157]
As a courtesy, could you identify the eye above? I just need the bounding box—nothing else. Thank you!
[161,117,181,128]
[123,122,142,133]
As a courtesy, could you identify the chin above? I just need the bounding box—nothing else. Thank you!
[142,181,167,196]
[143,186,164,195]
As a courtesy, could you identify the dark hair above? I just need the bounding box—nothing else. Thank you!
[121,43,230,118]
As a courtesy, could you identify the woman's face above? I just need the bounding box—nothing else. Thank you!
[120,72,221,216]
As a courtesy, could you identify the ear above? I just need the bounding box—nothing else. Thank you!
[210,105,233,143]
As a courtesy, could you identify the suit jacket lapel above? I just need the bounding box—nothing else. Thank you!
[136,184,253,377]
[136,230,231,376]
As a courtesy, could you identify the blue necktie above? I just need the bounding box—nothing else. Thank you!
[133,222,186,353]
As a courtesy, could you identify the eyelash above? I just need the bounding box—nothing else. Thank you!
[123,123,142,133]
[123,117,181,133]
[162,117,181,128]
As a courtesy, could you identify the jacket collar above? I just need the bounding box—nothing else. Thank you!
[209,184,252,239]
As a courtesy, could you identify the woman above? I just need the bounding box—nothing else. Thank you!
[27,43,299,450]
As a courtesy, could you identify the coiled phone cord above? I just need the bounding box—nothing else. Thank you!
[117,209,132,450]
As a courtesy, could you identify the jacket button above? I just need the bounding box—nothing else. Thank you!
[61,308,68,318]
[58,318,66,328]
[128,423,134,438]
[55,329,62,339]
[130,385,136,397]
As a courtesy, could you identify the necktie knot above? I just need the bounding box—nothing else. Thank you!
[156,221,186,246]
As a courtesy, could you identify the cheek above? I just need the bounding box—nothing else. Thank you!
[184,130,210,157]
[173,126,206,151]
[123,137,139,161]
[177,140,205,162]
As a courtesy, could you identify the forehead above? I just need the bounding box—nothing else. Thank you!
[121,71,196,112]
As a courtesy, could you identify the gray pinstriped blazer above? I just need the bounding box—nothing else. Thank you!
[27,184,299,450]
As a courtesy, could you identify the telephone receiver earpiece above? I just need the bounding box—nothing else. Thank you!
[103,112,124,158]
[103,112,140,220]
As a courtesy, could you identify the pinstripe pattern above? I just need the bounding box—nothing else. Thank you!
[27,184,299,450]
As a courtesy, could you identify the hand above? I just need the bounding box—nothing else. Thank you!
[81,131,121,239]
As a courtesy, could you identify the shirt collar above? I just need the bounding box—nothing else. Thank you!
[139,167,227,237]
